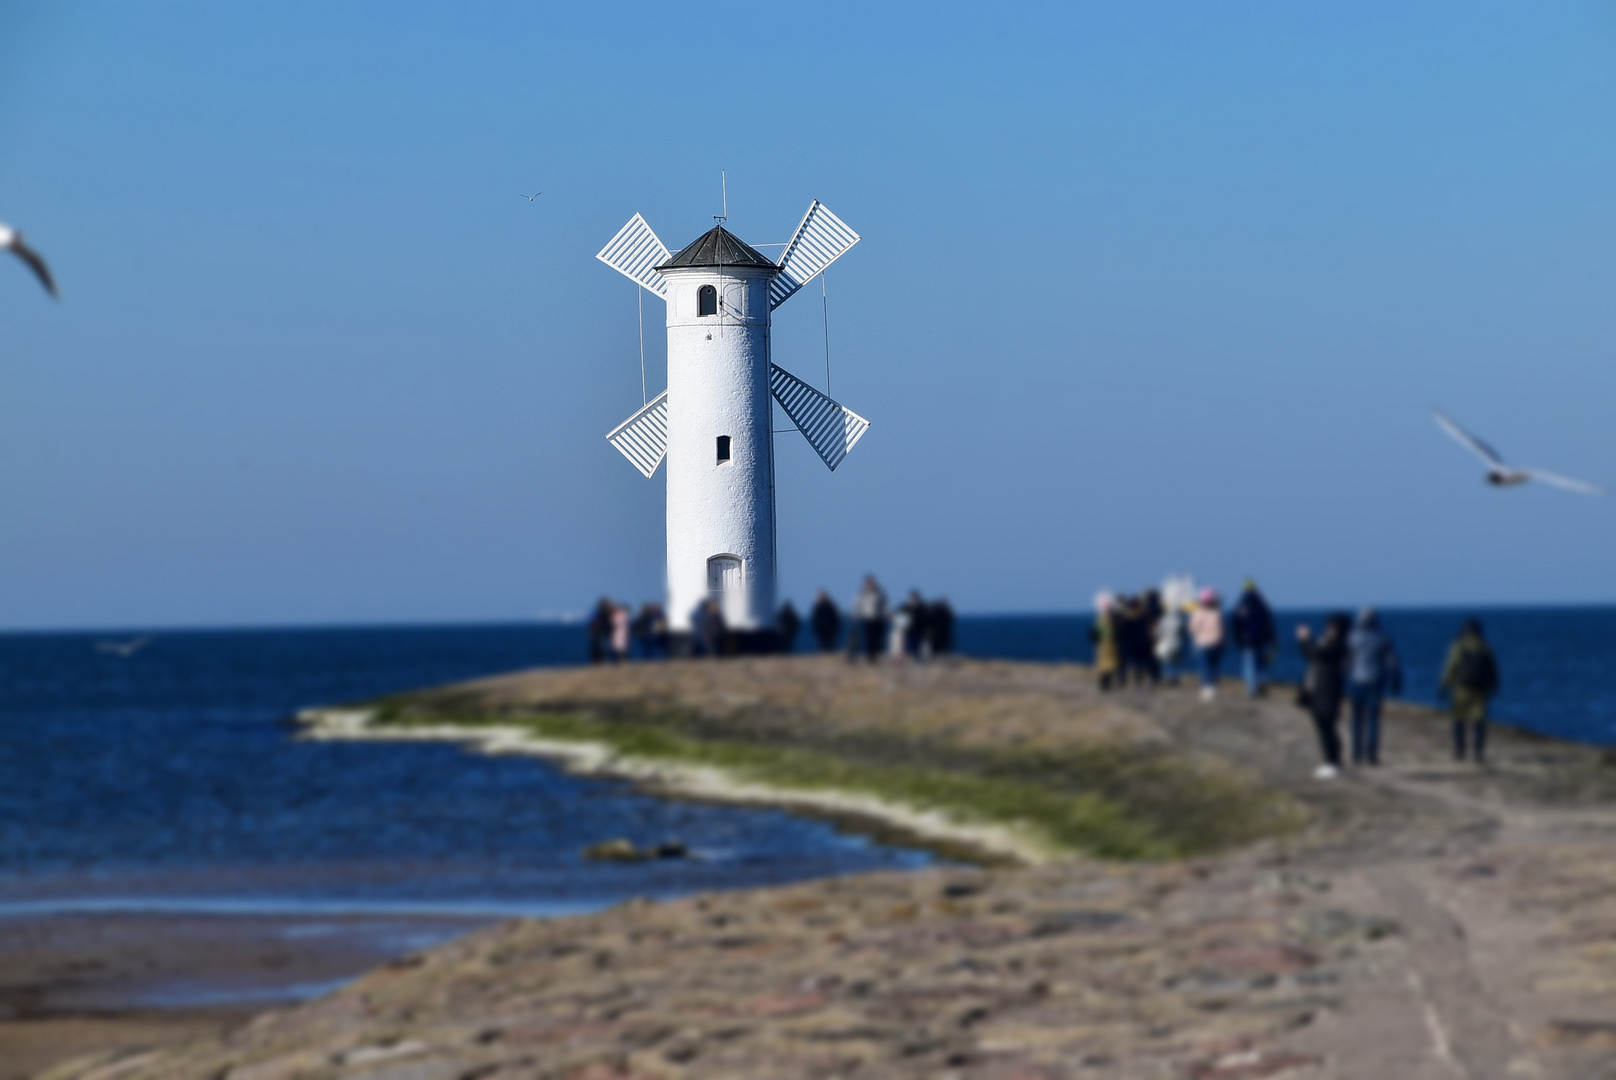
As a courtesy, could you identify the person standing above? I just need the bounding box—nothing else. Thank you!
[1188,588,1226,701]
[699,597,727,658]
[1346,608,1401,765]
[928,597,955,655]
[810,590,842,652]
[900,590,929,658]
[1230,580,1277,698]
[587,598,614,664]
[609,603,630,663]
[1154,600,1189,685]
[1091,594,1121,691]
[776,600,801,654]
[1441,619,1499,763]
[851,576,888,663]
[1297,613,1351,779]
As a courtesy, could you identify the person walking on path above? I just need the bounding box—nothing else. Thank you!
[1189,588,1226,701]
[810,591,842,652]
[850,576,889,663]
[1297,613,1352,779]
[1346,608,1401,765]
[1230,580,1277,698]
[776,600,801,653]
[1441,618,1499,763]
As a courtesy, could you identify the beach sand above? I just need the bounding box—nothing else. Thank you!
[24,656,1616,1079]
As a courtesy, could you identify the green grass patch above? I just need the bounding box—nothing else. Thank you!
[367,701,1302,863]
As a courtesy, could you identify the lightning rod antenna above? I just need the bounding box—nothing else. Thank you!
[714,170,727,225]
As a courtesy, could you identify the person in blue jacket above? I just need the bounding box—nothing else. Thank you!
[1230,580,1277,697]
[1346,608,1402,765]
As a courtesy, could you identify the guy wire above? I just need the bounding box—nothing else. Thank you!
[821,269,831,394]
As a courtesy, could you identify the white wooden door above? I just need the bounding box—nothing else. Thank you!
[707,556,743,621]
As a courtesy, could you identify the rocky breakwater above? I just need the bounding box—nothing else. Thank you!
[45,657,1616,1079]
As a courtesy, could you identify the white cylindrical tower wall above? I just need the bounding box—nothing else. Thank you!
[661,265,777,633]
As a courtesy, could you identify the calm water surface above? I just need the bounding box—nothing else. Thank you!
[3,607,1612,913]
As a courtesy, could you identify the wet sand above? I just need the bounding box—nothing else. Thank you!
[25,657,1616,1079]
[0,911,492,1080]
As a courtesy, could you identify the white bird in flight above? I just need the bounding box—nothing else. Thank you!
[1433,410,1605,495]
[96,636,151,658]
[520,191,542,201]
[0,221,56,298]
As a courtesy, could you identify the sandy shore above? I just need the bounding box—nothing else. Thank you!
[29,657,1616,1079]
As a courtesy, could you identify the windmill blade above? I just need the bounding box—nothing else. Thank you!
[770,364,869,471]
[1433,410,1505,469]
[769,201,860,310]
[596,213,670,298]
[605,390,669,478]
[1523,468,1607,496]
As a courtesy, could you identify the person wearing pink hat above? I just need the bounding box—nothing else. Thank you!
[1188,588,1226,701]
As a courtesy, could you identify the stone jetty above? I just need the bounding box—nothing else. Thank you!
[41,657,1616,1080]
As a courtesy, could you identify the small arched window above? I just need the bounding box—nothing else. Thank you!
[697,284,718,317]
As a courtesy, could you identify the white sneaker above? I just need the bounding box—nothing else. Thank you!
[1313,765,1339,780]
[1199,686,1216,702]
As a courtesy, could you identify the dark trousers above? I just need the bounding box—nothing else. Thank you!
[1311,711,1343,768]
[1453,720,1488,761]
[1349,684,1383,764]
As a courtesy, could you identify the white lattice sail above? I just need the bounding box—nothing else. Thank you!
[769,201,860,309]
[770,365,869,471]
[596,213,671,298]
[605,390,669,478]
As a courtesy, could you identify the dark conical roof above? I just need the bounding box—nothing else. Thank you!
[656,225,778,272]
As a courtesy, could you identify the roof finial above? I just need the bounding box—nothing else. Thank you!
[714,169,727,226]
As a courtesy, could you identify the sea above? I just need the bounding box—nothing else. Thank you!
[2,606,1612,922]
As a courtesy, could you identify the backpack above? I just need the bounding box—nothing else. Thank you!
[1454,645,1496,694]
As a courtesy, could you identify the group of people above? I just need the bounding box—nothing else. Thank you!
[584,575,955,663]
[586,596,741,660]
[586,598,671,662]
[1296,612,1498,778]
[810,576,955,661]
[1091,578,1503,779]
[1092,579,1279,701]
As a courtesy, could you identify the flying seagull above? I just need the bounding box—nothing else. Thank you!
[96,636,151,658]
[520,191,542,201]
[1433,410,1605,495]
[0,221,56,298]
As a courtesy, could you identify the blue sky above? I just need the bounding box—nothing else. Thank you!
[3,2,1615,628]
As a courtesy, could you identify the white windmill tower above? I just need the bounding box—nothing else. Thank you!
[598,199,869,650]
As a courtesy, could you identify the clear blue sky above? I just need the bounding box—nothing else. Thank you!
[3,2,1615,629]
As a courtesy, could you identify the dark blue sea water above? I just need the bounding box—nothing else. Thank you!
[2,607,1612,916]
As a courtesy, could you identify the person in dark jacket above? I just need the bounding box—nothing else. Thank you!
[1296,612,1352,779]
[899,590,930,658]
[1441,618,1499,763]
[1230,580,1277,698]
[1346,607,1401,765]
[776,600,801,653]
[928,597,955,655]
[587,597,614,664]
[809,591,842,652]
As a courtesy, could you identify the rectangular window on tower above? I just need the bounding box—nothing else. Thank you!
[716,435,732,463]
